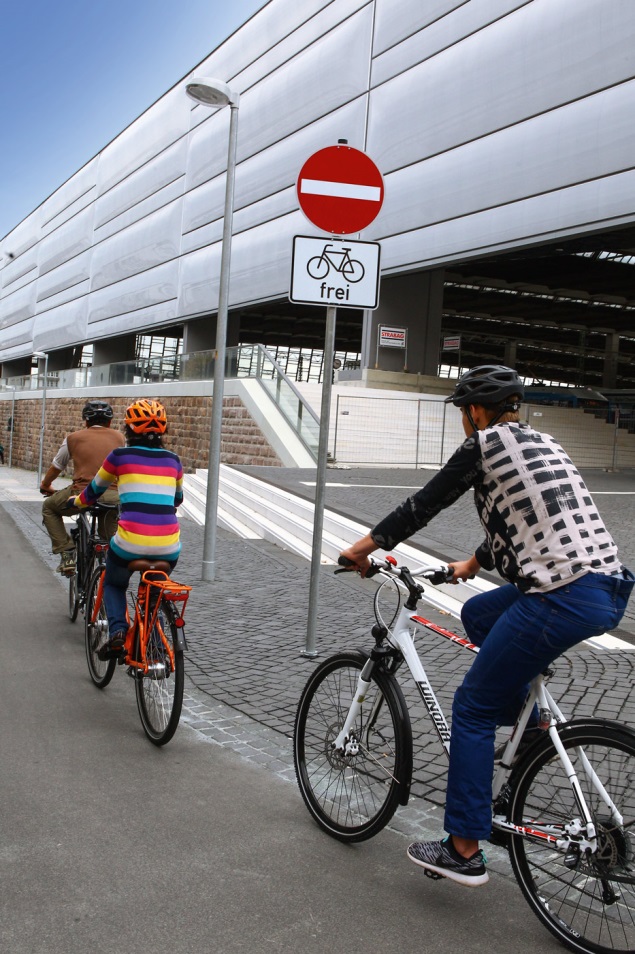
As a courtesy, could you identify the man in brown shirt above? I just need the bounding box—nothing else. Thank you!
[40,401,124,573]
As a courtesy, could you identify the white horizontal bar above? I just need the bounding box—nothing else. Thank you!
[300,178,381,202]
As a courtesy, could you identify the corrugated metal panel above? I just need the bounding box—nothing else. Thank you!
[88,260,179,325]
[38,205,95,276]
[89,201,182,292]
[373,0,468,56]
[33,298,88,351]
[1,0,635,361]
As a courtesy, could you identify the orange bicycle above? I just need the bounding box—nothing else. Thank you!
[84,559,191,745]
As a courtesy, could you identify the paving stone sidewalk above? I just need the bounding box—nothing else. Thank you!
[2,463,634,862]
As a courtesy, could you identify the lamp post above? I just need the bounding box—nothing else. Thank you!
[185,76,240,582]
[6,386,15,467]
[33,351,48,486]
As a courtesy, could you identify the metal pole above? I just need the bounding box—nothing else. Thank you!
[611,407,620,471]
[37,355,48,486]
[415,399,421,468]
[304,305,337,657]
[201,102,239,582]
[8,388,15,467]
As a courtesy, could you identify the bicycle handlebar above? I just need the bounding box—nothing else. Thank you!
[336,555,454,589]
[62,499,118,513]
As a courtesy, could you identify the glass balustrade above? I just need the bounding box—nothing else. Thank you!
[1,343,320,460]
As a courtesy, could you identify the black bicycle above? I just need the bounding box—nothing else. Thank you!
[67,502,118,622]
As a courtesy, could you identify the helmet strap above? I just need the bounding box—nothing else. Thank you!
[484,401,522,428]
[465,407,478,433]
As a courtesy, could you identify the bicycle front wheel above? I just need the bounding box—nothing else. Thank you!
[84,567,116,688]
[294,650,412,842]
[134,601,184,746]
[508,721,635,954]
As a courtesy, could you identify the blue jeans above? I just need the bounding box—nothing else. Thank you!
[444,569,634,840]
[103,552,176,637]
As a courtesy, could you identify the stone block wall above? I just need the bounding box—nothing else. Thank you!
[2,394,281,475]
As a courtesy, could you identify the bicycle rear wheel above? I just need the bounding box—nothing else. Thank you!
[508,721,635,954]
[134,600,184,745]
[294,650,412,842]
[84,567,116,688]
[68,570,80,622]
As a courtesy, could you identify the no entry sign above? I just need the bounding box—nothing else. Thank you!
[297,145,384,235]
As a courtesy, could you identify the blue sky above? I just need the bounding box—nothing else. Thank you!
[0,0,267,239]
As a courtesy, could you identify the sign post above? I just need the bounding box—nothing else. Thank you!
[294,144,384,656]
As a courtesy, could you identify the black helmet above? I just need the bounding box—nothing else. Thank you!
[82,400,114,423]
[445,365,524,407]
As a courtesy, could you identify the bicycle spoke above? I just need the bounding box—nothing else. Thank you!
[294,652,408,841]
[134,602,184,745]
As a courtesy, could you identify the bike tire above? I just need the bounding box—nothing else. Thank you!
[306,255,329,280]
[342,258,365,282]
[68,571,80,622]
[508,720,635,954]
[69,525,81,622]
[134,600,184,746]
[294,650,412,842]
[84,567,116,689]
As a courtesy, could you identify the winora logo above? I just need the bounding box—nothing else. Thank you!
[416,682,451,743]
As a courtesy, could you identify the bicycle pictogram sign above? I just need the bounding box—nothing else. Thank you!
[290,236,381,310]
[306,243,365,283]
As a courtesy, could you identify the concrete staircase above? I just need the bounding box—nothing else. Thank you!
[220,395,282,466]
[180,464,495,618]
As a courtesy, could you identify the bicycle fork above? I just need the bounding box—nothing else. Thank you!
[332,657,375,758]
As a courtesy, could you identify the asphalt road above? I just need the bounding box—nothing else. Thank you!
[0,504,565,954]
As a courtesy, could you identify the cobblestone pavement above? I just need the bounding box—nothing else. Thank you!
[2,463,635,867]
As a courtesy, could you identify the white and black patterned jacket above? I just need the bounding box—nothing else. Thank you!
[371,423,620,593]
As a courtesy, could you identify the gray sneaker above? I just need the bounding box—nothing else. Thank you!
[57,550,76,575]
[407,837,489,887]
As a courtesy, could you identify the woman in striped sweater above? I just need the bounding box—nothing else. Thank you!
[75,399,184,659]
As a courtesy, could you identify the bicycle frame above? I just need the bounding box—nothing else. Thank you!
[332,567,622,856]
[124,571,191,675]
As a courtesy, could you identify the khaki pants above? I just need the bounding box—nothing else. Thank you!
[42,485,119,554]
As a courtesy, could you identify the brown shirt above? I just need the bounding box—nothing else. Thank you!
[65,426,125,490]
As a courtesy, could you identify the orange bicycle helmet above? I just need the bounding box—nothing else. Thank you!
[124,399,168,434]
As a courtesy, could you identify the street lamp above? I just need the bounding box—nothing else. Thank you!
[6,386,15,467]
[33,351,48,487]
[185,76,240,582]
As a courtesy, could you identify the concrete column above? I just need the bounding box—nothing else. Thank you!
[361,270,444,376]
[1,357,32,380]
[182,312,240,354]
[46,346,83,372]
[603,332,620,388]
[92,334,137,367]
[504,340,518,367]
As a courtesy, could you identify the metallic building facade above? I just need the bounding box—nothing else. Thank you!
[1,0,634,367]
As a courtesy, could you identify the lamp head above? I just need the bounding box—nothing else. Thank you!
[185,76,239,108]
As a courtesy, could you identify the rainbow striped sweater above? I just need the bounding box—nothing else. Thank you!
[76,445,184,563]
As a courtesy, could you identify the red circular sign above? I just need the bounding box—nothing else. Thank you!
[297,145,384,235]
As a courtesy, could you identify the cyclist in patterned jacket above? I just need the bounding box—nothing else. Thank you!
[341,365,634,888]
[75,399,183,660]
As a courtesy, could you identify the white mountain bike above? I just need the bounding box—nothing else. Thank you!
[293,556,635,954]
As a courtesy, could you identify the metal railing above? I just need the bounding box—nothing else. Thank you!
[331,394,635,470]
